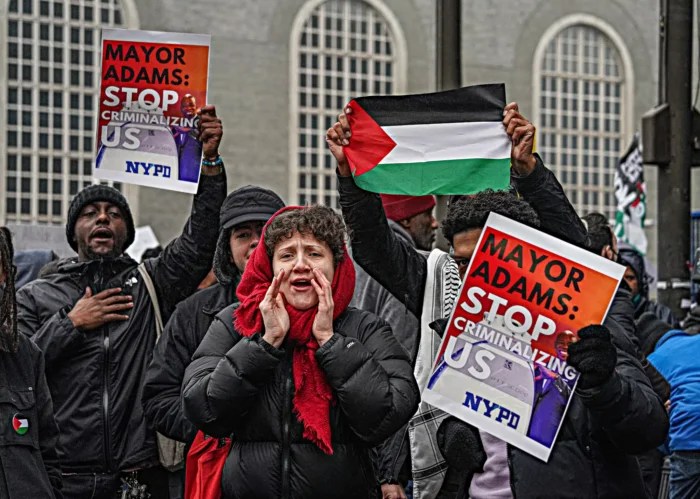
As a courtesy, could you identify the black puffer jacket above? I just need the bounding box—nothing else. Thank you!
[16,173,226,473]
[143,280,237,443]
[183,304,420,499]
[0,335,62,499]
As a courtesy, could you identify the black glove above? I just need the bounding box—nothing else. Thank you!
[567,325,617,389]
[436,416,486,474]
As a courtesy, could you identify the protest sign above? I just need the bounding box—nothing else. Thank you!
[422,213,624,461]
[94,29,210,194]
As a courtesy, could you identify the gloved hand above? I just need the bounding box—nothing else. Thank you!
[567,325,617,389]
[436,416,486,474]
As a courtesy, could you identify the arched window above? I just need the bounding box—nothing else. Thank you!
[534,16,633,217]
[2,0,133,224]
[290,0,405,208]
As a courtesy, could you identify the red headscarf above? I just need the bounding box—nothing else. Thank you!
[233,206,356,455]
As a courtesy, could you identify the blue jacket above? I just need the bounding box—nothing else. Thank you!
[649,330,700,451]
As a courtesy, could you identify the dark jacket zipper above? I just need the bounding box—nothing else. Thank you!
[281,354,293,499]
[102,326,113,472]
[96,266,114,473]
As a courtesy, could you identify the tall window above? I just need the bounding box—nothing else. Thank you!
[291,0,402,208]
[3,0,127,224]
[536,22,630,217]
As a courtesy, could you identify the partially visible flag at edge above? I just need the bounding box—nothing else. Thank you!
[614,133,648,255]
[343,84,511,195]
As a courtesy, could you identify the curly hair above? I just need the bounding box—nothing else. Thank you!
[0,227,18,353]
[264,206,347,265]
[442,190,540,243]
[582,212,613,255]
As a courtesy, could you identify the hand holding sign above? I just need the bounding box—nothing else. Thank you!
[566,325,617,389]
[199,105,223,162]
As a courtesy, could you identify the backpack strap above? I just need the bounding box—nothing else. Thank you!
[137,263,163,340]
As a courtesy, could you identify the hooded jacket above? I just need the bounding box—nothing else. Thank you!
[143,278,238,443]
[183,304,420,499]
[338,157,668,498]
[16,173,226,473]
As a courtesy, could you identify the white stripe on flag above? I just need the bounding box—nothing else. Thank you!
[380,121,511,165]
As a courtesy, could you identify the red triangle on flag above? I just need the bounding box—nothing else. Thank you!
[344,100,396,176]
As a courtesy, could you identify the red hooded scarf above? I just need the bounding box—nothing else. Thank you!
[233,206,356,455]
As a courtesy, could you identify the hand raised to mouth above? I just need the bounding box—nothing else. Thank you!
[260,269,290,349]
[311,268,335,347]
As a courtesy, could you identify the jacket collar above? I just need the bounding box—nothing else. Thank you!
[388,220,416,248]
[202,278,239,316]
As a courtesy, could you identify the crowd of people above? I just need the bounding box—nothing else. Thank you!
[1,100,698,499]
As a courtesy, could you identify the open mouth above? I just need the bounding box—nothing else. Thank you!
[290,278,312,292]
[90,228,114,242]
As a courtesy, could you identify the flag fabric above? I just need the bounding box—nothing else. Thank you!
[344,84,511,195]
[614,134,648,255]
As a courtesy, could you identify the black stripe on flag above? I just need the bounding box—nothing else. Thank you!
[352,83,506,127]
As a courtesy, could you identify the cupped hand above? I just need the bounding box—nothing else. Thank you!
[311,268,334,346]
[260,270,290,348]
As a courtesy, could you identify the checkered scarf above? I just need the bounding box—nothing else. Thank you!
[409,249,461,499]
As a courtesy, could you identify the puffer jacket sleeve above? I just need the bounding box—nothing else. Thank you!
[148,172,227,319]
[316,311,420,446]
[511,155,588,248]
[575,321,669,454]
[31,342,63,498]
[338,174,427,318]
[143,301,199,443]
[183,306,283,438]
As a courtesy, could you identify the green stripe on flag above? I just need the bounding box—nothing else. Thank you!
[353,158,511,195]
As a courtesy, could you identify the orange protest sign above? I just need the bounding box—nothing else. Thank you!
[94,29,210,194]
[423,213,624,461]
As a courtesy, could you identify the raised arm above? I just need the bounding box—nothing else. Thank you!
[503,102,588,247]
[328,109,428,317]
[148,105,227,317]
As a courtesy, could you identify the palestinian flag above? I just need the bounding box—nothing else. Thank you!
[344,83,511,195]
[12,414,28,435]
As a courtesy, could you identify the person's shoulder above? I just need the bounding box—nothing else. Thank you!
[336,307,390,338]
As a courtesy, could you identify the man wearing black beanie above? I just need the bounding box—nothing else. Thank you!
[142,184,284,496]
[16,106,226,499]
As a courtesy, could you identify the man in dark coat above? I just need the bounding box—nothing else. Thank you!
[16,107,226,499]
[326,102,668,498]
[142,185,284,496]
[350,194,436,499]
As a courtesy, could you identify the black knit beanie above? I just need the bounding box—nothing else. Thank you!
[65,185,135,253]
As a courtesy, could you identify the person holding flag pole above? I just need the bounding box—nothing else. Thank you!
[327,94,668,499]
